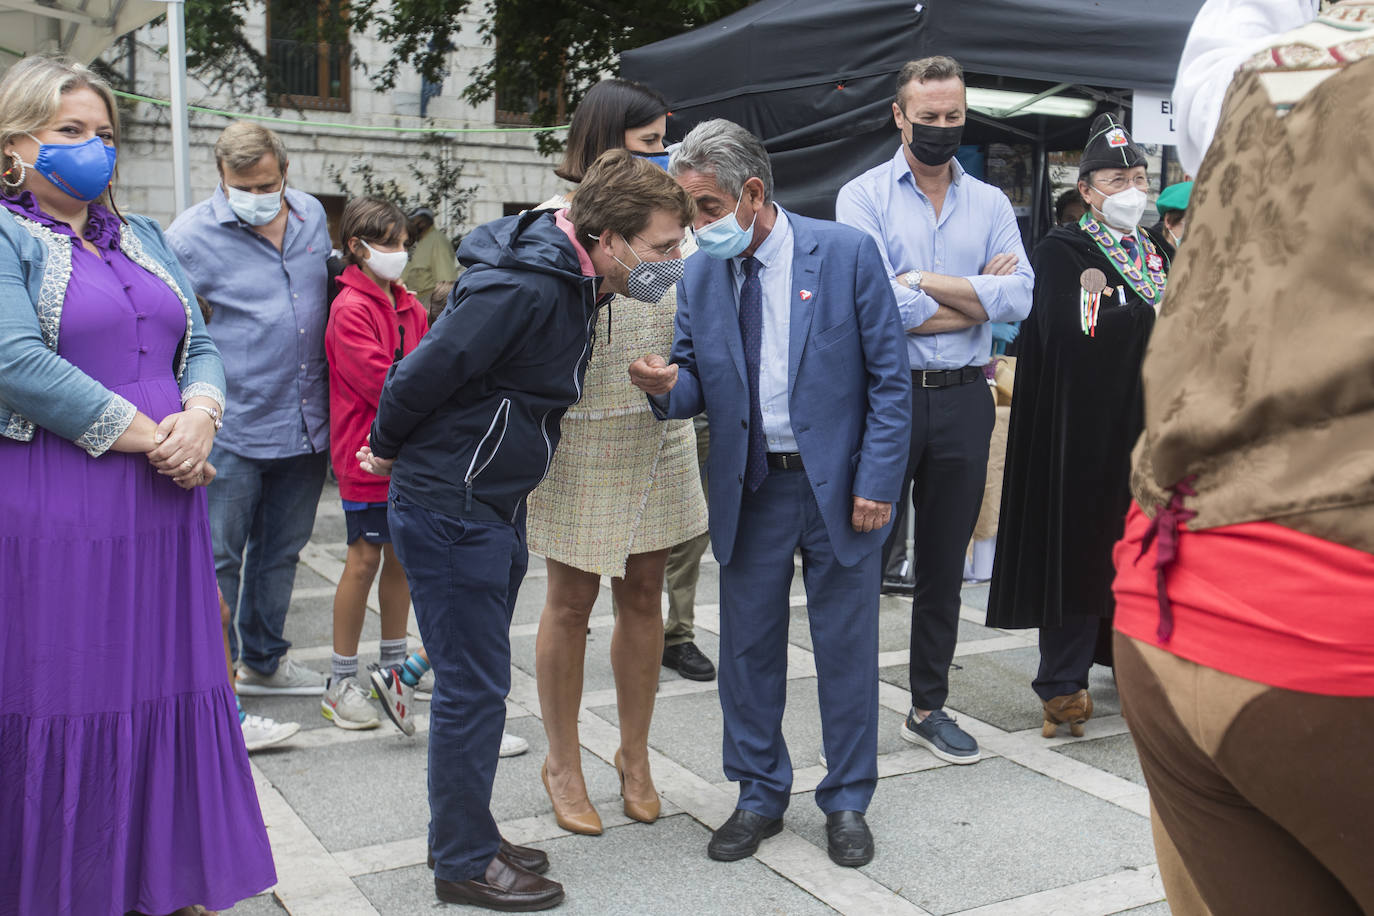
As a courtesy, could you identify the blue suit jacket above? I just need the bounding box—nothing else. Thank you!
[656,210,911,567]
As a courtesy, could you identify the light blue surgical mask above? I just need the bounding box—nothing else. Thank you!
[694,190,757,260]
[225,183,284,226]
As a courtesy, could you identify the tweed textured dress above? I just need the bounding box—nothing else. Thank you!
[527,201,707,577]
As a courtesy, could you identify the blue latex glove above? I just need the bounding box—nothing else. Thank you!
[990,322,1020,344]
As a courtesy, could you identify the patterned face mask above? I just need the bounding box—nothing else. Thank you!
[613,243,685,303]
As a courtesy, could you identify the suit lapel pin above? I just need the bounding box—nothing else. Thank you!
[799,290,813,300]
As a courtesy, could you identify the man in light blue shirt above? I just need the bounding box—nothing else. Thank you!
[168,121,331,696]
[837,56,1033,765]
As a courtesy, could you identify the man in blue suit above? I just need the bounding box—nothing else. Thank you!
[629,119,910,867]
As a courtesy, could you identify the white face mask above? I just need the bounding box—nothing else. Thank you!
[361,239,409,282]
[1092,184,1148,233]
[225,184,283,226]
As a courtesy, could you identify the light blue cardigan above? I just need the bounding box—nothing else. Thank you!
[0,203,226,456]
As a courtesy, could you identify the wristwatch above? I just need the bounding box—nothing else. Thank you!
[903,269,924,290]
[189,403,223,429]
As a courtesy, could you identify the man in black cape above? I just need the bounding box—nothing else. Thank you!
[986,113,1169,738]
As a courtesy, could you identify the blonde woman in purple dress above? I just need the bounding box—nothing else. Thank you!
[0,57,274,915]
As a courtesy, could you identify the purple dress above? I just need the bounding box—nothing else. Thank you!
[0,196,276,915]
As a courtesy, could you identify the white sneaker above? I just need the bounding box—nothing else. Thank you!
[369,665,417,736]
[499,732,529,757]
[321,675,380,730]
[818,748,828,770]
[236,656,327,696]
[242,713,300,752]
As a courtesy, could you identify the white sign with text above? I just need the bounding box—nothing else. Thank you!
[1132,90,1178,145]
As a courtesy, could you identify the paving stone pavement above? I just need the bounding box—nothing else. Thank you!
[223,482,1171,915]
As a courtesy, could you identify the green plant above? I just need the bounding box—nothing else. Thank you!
[327,138,476,248]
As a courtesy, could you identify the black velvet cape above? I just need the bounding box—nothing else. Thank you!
[986,222,1164,629]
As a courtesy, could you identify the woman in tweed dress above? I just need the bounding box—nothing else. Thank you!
[529,79,708,834]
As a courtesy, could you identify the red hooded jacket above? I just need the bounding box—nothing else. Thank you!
[326,263,429,502]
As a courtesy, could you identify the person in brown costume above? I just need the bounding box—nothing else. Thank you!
[1112,2,1374,913]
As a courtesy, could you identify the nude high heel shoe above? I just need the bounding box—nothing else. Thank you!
[615,749,661,824]
[541,760,603,835]
[1041,689,1093,738]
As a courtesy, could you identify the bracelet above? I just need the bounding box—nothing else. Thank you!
[188,404,223,430]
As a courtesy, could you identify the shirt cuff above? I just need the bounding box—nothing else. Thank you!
[967,275,1027,324]
[896,285,939,330]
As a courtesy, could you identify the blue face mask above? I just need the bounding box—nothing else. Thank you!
[694,190,757,260]
[633,151,671,171]
[23,134,117,202]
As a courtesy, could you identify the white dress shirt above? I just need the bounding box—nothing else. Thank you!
[730,205,797,453]
[1173,0,1319,173]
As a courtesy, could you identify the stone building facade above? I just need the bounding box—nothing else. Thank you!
[115,8,565,238]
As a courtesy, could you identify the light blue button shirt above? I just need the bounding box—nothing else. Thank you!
[729,205,797,453]
[836,146,1033,369]
[167,186,331,459]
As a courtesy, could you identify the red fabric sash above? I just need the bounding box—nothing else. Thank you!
[1113,502,1374,696]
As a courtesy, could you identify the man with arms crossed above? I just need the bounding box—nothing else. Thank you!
[837,56,1033,764]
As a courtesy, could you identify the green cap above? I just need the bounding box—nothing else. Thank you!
[1156,181,1192,216]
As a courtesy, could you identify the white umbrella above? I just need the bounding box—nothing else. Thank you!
[0,0,192,214]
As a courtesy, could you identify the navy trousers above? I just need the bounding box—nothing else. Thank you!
[388,495,527,882]
[718,467,880,818]
[901,380,994,711]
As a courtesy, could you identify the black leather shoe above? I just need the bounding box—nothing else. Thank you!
[662,641,717,681]
[825,810,874,867]
[428,839,550,876]
[707,808,783,861]
[434,850,564,911]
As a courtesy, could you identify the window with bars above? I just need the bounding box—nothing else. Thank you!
[267,0,351,112]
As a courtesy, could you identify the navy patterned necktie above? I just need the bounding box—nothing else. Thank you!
[1121,233,1140,267]
[738,256,768,492]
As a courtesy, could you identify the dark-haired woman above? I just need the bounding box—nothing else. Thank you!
[528,78,707,834]
[0,56,274,915]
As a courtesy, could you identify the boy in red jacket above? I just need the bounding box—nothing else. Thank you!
[324,197,431,732]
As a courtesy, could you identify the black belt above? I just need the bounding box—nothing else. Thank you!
[914,366,984,389]
[766,452,804,471]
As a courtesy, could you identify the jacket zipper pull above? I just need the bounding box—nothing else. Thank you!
[465,482,474,513]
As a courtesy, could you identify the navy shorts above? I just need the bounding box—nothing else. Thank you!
[344,502,391,545]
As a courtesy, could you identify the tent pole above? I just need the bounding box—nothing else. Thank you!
[164,0,191,216]
[1031,131,1048,248]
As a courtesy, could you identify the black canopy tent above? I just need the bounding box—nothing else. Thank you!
[621,0,1204,236]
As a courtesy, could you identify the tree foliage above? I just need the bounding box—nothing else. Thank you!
[180,0,750,143]
[327,139,478,244]
[462,0,751,153]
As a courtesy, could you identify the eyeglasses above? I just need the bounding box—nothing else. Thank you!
[633,236,685,259]
[1093,174,1150,193]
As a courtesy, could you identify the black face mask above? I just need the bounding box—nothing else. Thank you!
[907,122,964,167]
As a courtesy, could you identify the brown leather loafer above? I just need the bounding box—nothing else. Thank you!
[428,838,550,875]
[434,850,564,911]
